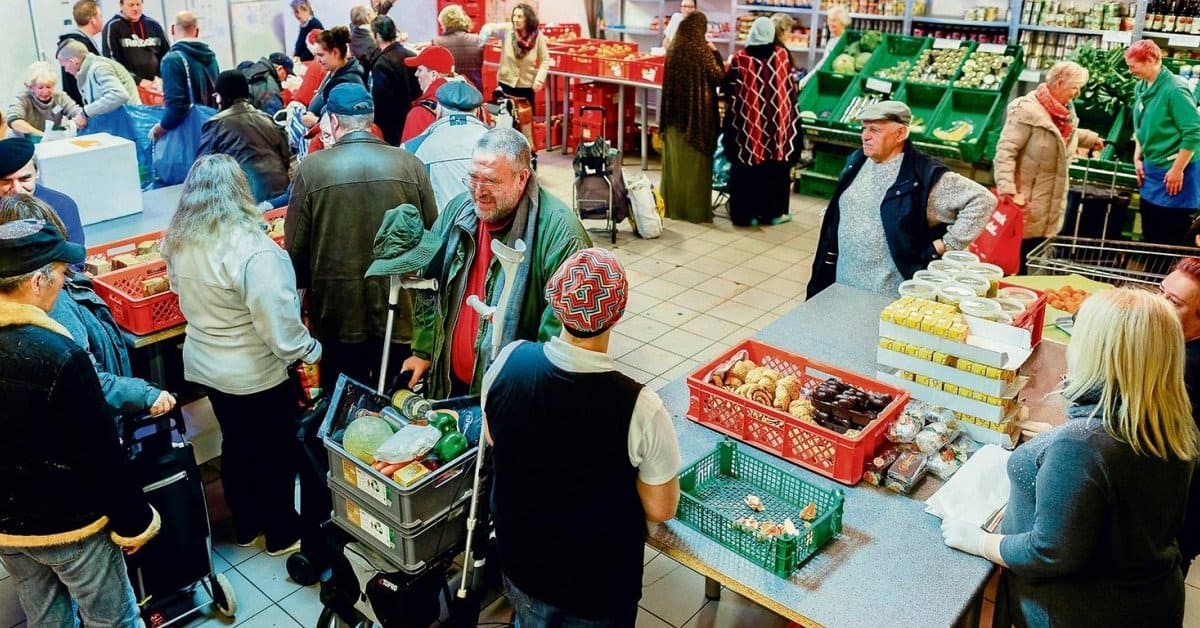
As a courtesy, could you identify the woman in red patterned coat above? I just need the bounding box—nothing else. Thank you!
[723,17,801,226]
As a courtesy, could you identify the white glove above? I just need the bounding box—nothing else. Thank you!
[941,517,988,557]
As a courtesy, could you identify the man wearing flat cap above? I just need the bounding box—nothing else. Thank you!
[482,247,680,626]
[0,219,159,627]
[808,100,993,298]
[0,137,85,247]
[404,80,490,213]
[401,45,455,143]
[287,82,436,391]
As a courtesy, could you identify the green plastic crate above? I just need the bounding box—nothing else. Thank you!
[926,88,1001,162]
[905,40,974,87]
[811,144,853,177]
[862,34,930,84]
[894,82,948,142]
[675,441,845,578]
[951,44,1023,95]
[797,71,857,127]
[795,169,839,199]
[820,30,872,74]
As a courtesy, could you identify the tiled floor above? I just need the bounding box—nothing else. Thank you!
[2,151,1199,627]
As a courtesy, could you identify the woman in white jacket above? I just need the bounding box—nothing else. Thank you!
[163,155,320,556]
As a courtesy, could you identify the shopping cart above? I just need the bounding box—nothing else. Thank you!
[573,106,625,244]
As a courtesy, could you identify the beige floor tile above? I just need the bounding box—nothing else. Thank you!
[660,358,702,383]
[627,268,653,287]
[663,219,709,236]
[278,586,323,626]
[621,345,689,376]
[615,360,657,384]
[693,276,750,299]
[746,312,781,331]
[790,236,820,254]
[654,245,703,266]
[757,276,808,299]
[693,229,744,246]
[610,248,645,267]
[682,589,790,628]
[693,341,735,363]
[773,298,806,315]
[643,300,704,326]
[628,256,679,278]
[734,255,794,277]
[660,266,713,288]
[618,238,670,257]
[617,314,676,343]
[717,266,773,287]
[239,603,304,626]
[625,290,664,315]
[647,376,672,391]
[234,552,304,602]
[672,288,727,312]
[1190,566,1200,588]
[639,561,708,627]
[729,289,789,311]
[762,245,814,264]
[633,277,690,301]
[1186,585,1200,628]
[642,554,680,586]
[706,246,758,265]
[743,228,799,245]
[685,255,734,276]
[708,301,768,326]
[608,331,644,359]
[636,608,675,628]
[651,327,720,358]
[721,329,756,347]
[678,238,720,254]
[682,314,745,341]
[726,236,768,253]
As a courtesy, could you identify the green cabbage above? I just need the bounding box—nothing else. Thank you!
[860,30,883,52]
[855,52,873,70]
[832,54,857,74]
[343,416,395,464]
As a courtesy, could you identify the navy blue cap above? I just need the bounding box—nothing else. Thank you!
[0,219,85,277]
[325,83,374,116]
[436,80,483,111]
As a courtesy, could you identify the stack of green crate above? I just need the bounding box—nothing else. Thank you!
[1068,106,1138,190]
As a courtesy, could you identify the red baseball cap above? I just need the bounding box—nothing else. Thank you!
[404,45,455,74]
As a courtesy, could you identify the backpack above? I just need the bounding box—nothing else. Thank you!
[241,58,285,115]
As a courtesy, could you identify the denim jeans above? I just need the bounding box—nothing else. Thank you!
[0,532,141,627]
[503,576,637,628]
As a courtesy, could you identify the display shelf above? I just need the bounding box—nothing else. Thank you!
[601,26,661,36]
[735,4,814,14]
[1018,23,1131,36]
[910,16,1009,28]
[821,10,905,22]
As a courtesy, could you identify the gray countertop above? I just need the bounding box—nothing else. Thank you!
[647,284,993,628]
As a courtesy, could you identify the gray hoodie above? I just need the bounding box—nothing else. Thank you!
[77,54,142,117]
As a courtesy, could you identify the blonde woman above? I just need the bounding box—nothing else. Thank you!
[824,5,852,51]
[941,288,1198,627]
[434,4,484,91]
[164,155,320,554]
[6,62,82,138]
[993,61,1101,272]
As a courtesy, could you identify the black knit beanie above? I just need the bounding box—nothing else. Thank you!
[216,70,251,109]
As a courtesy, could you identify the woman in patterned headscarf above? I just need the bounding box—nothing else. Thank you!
[724,17,801,226]
[661,11,725,223]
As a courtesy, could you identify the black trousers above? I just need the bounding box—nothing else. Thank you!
[1140,199,1196,246]
[729,160,792,226]
[499,83,537,117]
[206,381,302,550]
[319,338,412,394]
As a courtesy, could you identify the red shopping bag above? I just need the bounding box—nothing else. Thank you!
[969,191,1024,275]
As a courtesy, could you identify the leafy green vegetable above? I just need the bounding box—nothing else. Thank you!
[832,54,857,74]
[855,52,873,70]
[1070,44,1135,124]
[860,30,883,52]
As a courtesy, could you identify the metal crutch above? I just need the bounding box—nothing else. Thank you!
[376,274,439,396]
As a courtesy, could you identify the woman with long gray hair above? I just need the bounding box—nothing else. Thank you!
[163,154,320,555]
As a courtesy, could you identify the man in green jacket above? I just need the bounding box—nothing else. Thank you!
[403,127,590,399]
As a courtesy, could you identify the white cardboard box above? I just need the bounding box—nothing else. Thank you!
[876,347,1029,397]
[875,370,1017,423]
[879,319,1032,370]
[35,133,143,225]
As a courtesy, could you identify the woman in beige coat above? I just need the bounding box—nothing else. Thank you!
[993,61,1102,273]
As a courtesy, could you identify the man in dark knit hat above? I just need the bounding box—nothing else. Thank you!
[482,247,681,627]
[197,70,292,204]
[0,137,85,246]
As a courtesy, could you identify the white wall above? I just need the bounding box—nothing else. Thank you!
[282,0,437,51]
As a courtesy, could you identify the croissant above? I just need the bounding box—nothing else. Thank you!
[761,368,784,382]
[745,367,767,385]
[778,375,802,399]
[773,383,792,410]
[710,372,725,387]
[724,375,744,389]
[734,383,757,398]
[730,360,755,379]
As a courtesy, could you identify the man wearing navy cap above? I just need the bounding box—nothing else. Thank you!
[483,247,680,626]
[0,218,159,627]
[404,80,490,213]
[286,82,436,391]
[0,137,85,247]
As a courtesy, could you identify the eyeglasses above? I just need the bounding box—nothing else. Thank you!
[461,175,502,191]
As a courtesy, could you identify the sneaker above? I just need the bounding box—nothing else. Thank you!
[235,533,262,548]
[265,539,301,557]
[770,214,792,225]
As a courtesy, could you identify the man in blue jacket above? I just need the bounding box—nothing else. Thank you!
[0,138,85,247]
[149,11,219,141]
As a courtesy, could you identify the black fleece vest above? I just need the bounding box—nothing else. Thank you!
[486,341,645,618]
[808,142,948,298]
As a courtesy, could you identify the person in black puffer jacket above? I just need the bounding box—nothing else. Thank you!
[0,218,160,627]
[101,0,169,86]
[199,71,292,204]
[300,26,367,128]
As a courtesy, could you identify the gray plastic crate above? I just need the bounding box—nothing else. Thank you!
[330,481,468,574]
[320,374,481,531]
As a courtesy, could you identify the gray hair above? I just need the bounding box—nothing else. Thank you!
[332,111,373,132]
[162,155,265,258]
[56,40,89,63]
[1046,60,1089,89]
[825,5,851,27]
[0,263,53,294]
[290,0,311,11]
[473,127,532,173]
[350,5,372,25]
[24,61,59,88]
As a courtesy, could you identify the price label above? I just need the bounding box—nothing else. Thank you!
[933,38,960,49]
[1018,69,1042,83]
[1102,31,1133,45]
[343,459,392,507]
[346,502,395,549]
[978,43,1007,54]
[865,77,893,94]
[1169,34,1200,48]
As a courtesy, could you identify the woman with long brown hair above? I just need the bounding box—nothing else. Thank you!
[481,3,550,114]
[661,11,725,223]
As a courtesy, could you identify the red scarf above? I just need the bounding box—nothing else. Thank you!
[1035,83,1074,140]
[513,28,538,59]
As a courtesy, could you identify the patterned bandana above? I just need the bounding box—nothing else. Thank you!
[545,248,628,336]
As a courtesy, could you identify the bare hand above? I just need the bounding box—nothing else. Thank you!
[1014,420,1053,441]
[300,112,319,128]
[1011,192,1027,206]
[148,124,164,142]
[533,80,544,92]
[1195,233,1200,247]
[1166,166,1185,196]
[401,356,431,389]
[933,239,946,256]
[73,114,88,129]
[138,78,156,90]
[148,390,176,416]
[1135,158,1145,187]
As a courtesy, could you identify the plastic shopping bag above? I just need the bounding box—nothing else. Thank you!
[152,105,216,185]
[81,104,164,189]
[968,191,1024,275]
[625,169,663,239]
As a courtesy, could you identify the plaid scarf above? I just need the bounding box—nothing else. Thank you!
[512,28,538,59]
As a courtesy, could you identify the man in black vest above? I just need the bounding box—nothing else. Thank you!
[482,248,681,627]
[807,101,993,299]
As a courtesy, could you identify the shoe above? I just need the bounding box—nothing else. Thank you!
[770,214,792,225]
[235,533,262,548]
[265,539,301,557]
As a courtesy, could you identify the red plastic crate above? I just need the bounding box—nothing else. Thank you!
[1000,281,1047,348]
[542,23,583,41]
[484,41,502,64]
[630,55,665,85]
[263,207,287,248]
[597,56,636,81]
[687,340,910,485]
[85,230,164,274]
[92,260,185,335]
[138,86,164,106]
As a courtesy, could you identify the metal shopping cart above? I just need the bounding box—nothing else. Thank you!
[573,106,628,244]
[1027,156,1196,286]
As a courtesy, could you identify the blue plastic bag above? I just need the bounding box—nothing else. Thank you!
[152,104,216,185]
[80,104,164,189]
[713,133,731,192]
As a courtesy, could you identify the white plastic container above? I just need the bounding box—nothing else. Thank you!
[943,250,981,266]
[962,263,1004,297]
[958,296,1002,321]
[913,270,952,286]
[937,283,977,306]
[995,297,1026,316]
[952,274,992,297]
[929,259,963,275]
[899,279,938,301]
[998,286,1039,307]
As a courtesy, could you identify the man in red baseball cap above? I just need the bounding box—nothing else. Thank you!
[400,45,456,143]
[481,247,681,626]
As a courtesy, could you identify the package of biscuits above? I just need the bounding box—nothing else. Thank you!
[885,451,928,494]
